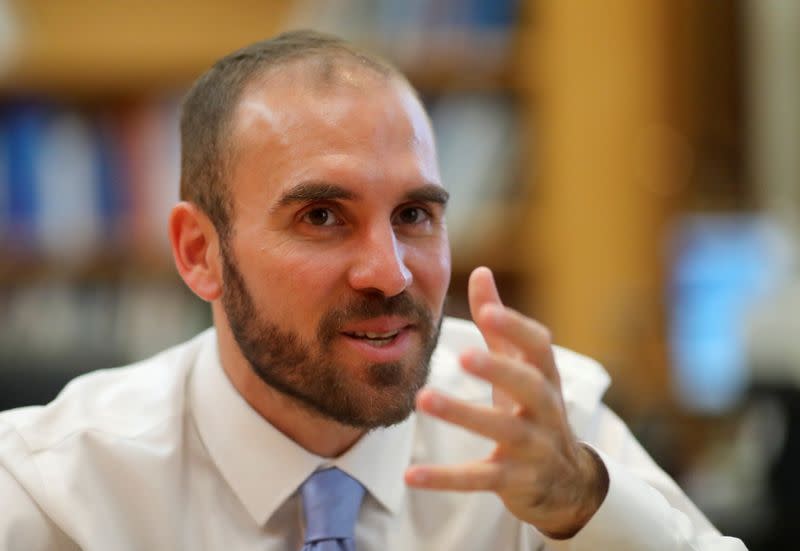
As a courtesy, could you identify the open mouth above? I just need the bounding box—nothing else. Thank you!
[342,330,402,347]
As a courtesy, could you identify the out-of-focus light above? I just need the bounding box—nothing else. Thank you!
[669,215,792,413]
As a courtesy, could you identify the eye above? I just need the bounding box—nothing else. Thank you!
[394,206,431,225]
[302,207,340,227]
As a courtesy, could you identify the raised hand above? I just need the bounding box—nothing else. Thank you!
[405,267,608,539]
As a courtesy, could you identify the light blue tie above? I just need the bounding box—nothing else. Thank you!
[301,467,365,551]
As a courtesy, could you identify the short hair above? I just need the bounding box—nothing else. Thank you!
[179,29,405,241]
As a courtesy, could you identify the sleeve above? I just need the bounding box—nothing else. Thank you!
[0,465,77,551]
[540,406,748,551]
[0,418,78,551]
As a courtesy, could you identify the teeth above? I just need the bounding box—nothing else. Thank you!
[351,330,399,339]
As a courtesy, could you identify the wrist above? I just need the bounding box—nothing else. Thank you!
[541,444,610,540]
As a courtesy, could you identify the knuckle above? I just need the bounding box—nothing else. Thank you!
[521,314,551,343]
[536,324,553,345]
[532,329,553,357]
[525,368,546,397]
[543,382,562,406]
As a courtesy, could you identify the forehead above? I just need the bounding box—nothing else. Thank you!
[228,60,439,201]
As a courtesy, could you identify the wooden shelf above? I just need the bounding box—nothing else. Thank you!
[1,0,291,96]
[1,3,523,98]
[0,248,179,285]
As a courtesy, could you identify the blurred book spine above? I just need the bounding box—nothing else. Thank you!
[287,0,519,74]
[0,96,194,368]
[3,101,45,252]
[0,97,181,262]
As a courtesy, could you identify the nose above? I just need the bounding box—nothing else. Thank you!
[347,224,413,297]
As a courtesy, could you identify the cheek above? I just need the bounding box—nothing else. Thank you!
[255,237,341,288]
[240,243,345,330]
[407,241,451,309]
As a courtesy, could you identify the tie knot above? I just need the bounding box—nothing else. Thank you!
[301,468,365,544]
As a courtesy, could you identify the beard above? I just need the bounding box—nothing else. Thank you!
[219,242,442,429]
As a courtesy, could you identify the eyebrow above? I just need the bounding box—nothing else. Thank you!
[271,180,449,212]
[405,185,450,206]
[272,181,356,212]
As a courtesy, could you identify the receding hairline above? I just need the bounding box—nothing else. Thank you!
[224,54,421,173]
[237,50,414,112]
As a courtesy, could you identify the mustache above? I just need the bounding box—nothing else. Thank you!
[318,292,433,343]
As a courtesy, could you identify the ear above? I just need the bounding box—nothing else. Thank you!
[169,201,223,302]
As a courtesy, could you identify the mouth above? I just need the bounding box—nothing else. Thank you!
[337,318,416,361]
[341,329,403,347]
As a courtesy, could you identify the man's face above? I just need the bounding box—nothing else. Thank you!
[219,66,451,429]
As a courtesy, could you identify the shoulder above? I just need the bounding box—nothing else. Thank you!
[0,329,214,543]
[0,328,213,456]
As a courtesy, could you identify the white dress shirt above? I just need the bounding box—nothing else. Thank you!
[0,317,746,550]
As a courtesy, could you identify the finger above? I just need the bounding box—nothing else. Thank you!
[476,306,560,386]
[468,266,503,317]
[460,350,559,418]
[416,388,532,444]
[405,461,503,492]
[468,267,511,355]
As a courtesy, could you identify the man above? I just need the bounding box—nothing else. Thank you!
[0,31,745,550]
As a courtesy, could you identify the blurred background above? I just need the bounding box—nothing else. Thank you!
[0,0,797,548]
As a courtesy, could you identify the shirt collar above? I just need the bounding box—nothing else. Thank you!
[189,329,414,526]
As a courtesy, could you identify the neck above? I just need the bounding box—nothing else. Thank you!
[213,314,365,458]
